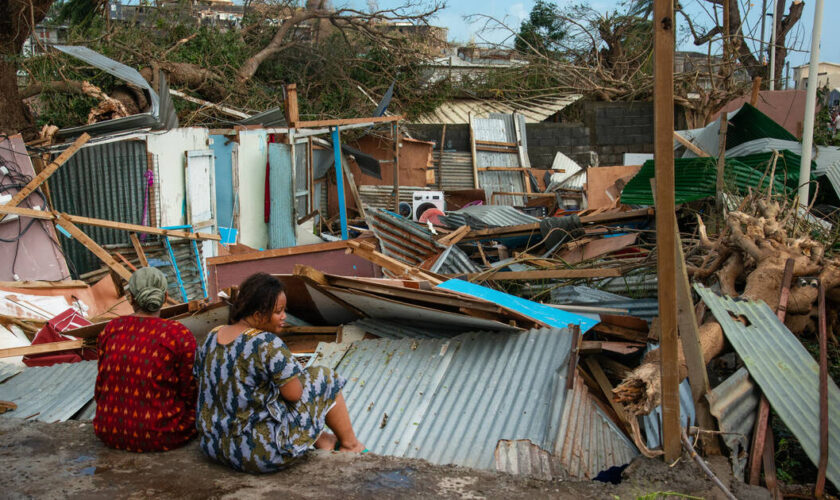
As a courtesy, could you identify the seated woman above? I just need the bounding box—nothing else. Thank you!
[194,272,364,473]
[94,267,197,452]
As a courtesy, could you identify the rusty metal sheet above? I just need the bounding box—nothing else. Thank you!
[706,367,759,480]
[695,284,840,489]
[556,233,638,265]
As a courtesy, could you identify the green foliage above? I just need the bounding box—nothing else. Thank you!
[515,0,567,55]
[815,87,840,147]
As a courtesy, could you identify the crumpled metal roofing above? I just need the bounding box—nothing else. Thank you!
[364,208,481,274]
[677,104,796,158]
[413,94,582,125]
[695,285,840,489]
[0,360,96,422]
[550,285,659,322]
[53,45,177,138]
[439,204,539,230]
[706,367,760,481]
[474,113,529,206]
[620,157,794,206]
[0,363,23,384]
[344,318,468,339]
[320,328,634,474]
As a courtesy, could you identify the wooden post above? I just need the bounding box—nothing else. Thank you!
[716,114,728,212]
[750,77,763,106]
[816,281,828,497]
[284,84,299,128]
[0,133,90,222]
[653,0,681,462]
[438,124,447,189]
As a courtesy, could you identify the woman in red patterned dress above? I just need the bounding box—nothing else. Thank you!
[93,267,197,452]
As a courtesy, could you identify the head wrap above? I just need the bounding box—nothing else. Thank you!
[128,267,168,313]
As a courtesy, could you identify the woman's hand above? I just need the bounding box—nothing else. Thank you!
[279,376,303,403]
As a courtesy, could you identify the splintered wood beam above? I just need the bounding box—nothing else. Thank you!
[0,133,90,223]
[61,213,220,241]
[55,216,133,281]
[130,233,149,267]
[654,0,681,462]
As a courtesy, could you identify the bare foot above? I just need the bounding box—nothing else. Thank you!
[314,432,338,450]
[337,438,366,453]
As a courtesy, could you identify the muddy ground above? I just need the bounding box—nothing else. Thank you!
[0,419,771,499]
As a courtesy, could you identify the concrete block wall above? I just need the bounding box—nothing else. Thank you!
[405,100,657,169]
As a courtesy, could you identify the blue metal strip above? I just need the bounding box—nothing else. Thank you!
[332,127,349,240]
[190,238,208,299]
[160,228,188,302]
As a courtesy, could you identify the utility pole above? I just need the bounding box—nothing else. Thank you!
[799,0,825,205]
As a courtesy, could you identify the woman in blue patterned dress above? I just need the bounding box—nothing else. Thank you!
[194,272,364,473]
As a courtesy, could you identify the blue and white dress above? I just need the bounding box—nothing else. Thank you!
[194,327,345,473]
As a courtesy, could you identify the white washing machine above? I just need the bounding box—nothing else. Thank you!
[412,190,445,221]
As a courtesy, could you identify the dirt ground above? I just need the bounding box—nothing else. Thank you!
[0,418,771,499]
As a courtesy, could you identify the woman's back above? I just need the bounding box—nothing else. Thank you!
[94,315,197,452]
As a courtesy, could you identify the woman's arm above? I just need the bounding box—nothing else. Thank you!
[279,377,303,402]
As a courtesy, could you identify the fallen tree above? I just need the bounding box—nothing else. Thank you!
[614,193,840,415]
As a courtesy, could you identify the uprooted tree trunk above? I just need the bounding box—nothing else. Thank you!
[614,197,840,415]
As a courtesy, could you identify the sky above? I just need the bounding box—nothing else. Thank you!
[349,0,840,70]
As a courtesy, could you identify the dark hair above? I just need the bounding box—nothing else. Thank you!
[229,273,286,324]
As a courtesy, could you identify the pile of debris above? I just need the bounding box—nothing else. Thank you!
[0,72,838,497]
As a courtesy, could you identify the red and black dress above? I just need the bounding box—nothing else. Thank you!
[93,315,197,452]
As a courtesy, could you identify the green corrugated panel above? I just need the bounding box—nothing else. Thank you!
[730,150,816,192]
[620,156,792,206]
[726,103,797,150]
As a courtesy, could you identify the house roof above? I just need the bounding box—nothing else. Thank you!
[412,93,582,124]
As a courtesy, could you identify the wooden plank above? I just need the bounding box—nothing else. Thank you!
[284,83,299,127]
[55,216,133,281]
[0,204,54,220]
[654,0,681,462]
[512,116,531,194]
[468,112,480,189]
[0,340,85,358]
[673,132,709,157]
[392,123,400,212]
[345,240,444,285]
[463,268,622,281]
[342,163,366,219]
[62,213,220,241]
[437,224,470,246]
[0,133,90,222]
[295,115,403,129]
[207,238,375,266]
[0,280,87,289]
[474,145,518,153]
[475,139,517,148]
[129,233,149,267]
[114,252,138,272]
[675,224,720,454]
[584,357,632,434]
[579,208,653,224]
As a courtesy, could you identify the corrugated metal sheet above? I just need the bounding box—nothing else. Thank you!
[591,272,659,298]
[358,186,429,211]
[553,374,638,479]
[677,104,795,159]
[495,439,563,481]
[53,46,177,138]
[621,157,794,206]
[0,360,96,422]
[437,151,475,190]
[707,367,759,481]
[344,318,468,339]
[414,94,582,125]
[473,113,528,206]
[549,285,659,322]
[365,207,440,265]
[333,329,574,470]
[430,244,482,275]
[695,284,840,489]
[49,139,149,275]
[267,143,296,249]
[642,377,696,449]
[440,205,539,230]
[0,363,23,383]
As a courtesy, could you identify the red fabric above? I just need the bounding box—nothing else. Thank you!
[24,308,95,367]
[93,316,197,452]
